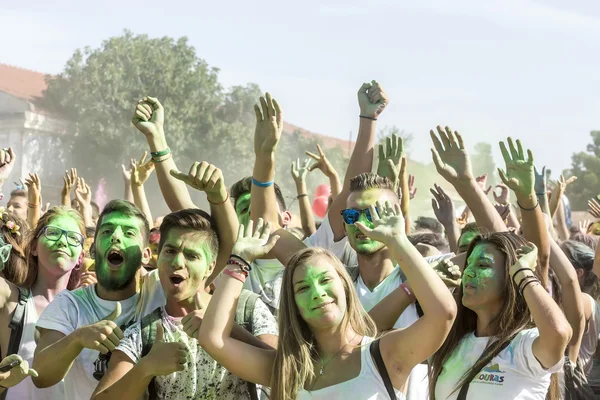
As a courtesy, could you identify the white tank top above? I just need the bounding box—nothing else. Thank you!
[296,337,405,400]
[6,293,64,400]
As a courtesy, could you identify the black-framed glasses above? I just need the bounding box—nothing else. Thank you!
[340,207,379,225]
[36,226,84,247]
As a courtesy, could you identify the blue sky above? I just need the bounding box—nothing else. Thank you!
[2,0,600,175]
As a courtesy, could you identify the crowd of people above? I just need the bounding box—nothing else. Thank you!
[0,81,597,399]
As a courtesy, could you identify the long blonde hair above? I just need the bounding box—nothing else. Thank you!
[270,248,377,400]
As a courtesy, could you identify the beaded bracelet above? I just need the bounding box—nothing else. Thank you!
[230,254,252,272]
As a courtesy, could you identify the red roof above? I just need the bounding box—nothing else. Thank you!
[0,64,355,152]
[0,63,47,101]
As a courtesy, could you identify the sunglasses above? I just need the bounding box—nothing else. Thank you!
[340,207,379,225]
[36,226,84,247]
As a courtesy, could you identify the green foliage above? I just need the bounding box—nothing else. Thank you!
[564,131,600,210]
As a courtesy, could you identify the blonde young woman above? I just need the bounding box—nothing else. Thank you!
[199,203,457,400]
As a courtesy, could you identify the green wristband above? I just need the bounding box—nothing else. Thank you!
[151,148,171,158]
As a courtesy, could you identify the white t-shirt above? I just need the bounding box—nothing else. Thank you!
[35,270,165,400]
[116,305,278,400]
[435,328,564,400]
[297,336,405,400]
[6,292,64,400]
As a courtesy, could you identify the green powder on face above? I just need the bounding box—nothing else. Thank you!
[294,264,337,319]
[462,245,497,290]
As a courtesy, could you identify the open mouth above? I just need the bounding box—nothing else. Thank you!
[107,250,124,267]
[355,233,368,240]
[170,275,185,285]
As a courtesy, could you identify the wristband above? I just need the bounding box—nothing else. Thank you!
[152,153,172,163]
[227,258,249,273]
[296,194,308,199]
[518,276,540,295]
[517,200,539,211]
[207,192,229,206]
[400,283,416,303]
[150,148,171,158]
[251,177,274,188]
[28,203,38,208]
[510,267,535,283]
[230,254,252,272]
[223,268,246,283]
[359,115,377,121]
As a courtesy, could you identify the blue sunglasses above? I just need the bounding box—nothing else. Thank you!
[340,207,379,225]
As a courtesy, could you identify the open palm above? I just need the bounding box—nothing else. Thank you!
[232,219,279,263]
[498,138,534,199]
[354,201,405,244]
[430,126,473,184]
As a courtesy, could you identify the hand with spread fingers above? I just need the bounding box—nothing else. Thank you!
[130,152,155,187]
[61,168,78,204]
[232,218,280,264]
[306,144,337,178]
[589,198,600,219]
[498,138,535,201]
[553,175,577,196]
[291,158,311,185]
[377,133,404,188]
[74,177,92,207]
[431,184,456,228]
[358,80,389,119]
[170,161,228,204]
[253,93,283,155]
[24,173,41,208]
[354,201,405,245]
[430,126,473,185]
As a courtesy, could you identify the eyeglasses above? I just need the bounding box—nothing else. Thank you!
[36,226,84,247]
[340,207,379,225]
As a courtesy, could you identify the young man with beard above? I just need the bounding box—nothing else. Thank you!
[91,209,277,400]
[31,200,165,399]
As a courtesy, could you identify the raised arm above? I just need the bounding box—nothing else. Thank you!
[132,97,196,211]
[24,173,41,229]
[61,168,77,207]
[549,175,577,219]
[121,163,134,203]
[130,152,155,228]
[498,138,549,286]
[198,220,278,386]
[511,245,572,368]
[548,239,585,362]
[306,144,342,200]
[249,93,284,228]
[354,202,457,375]
[328,81,389,241]
[534,166,550,215]
[376,133,404,194]
[431,126,507,233]
[431,184,460,253]
[171,162,238,286]
[493,184,521,232]
[291,158,316,237]
[74,177,94,228]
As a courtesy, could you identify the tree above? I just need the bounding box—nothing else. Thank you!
[471,142,496,185]
[377,125,413,154]
[563,131,600,211]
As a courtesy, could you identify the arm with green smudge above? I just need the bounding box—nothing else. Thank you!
[170,162,238,287]
[354,202,456,374]
[132,96,196,211]
[548,239,584,363]
[430,127,507,233]
[328,81,389,241]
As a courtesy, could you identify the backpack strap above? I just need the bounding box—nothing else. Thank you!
[140,307,163,400]
[0,287,30,400]
[369,339,396,400]
[235,290,260,400]
[456,336,515,400]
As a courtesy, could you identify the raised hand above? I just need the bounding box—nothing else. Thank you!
[306,144,336,177]
[0,148,16,184]
[408,174,417,200]
[493,184,510,205]
[431,184,455,227]
[170,161,227,204]
[432,259,462,288]
[498,138,535,200]
[142,322,187,376]
[476,174,492,195]
[75,177,92,207]
[553,175,577,195]
[357,80,389,119]
[534,166,547,195]
[376,133,403,185]
[232,218,280,264]
[494,203,511,221]
[0,355,38,388]
[579,220,591,235]
[354,201,405,245]
[509,244,538,287]
[130,152,155,187]
[430,126,473,185]
[132,97,164,139]
[74,302,123,354]
[121,162,133,182]
[291,158,311,184]
[253,93,283,155]
[24,173,41,206]
[62,168,77,198]
[589,198,600,219]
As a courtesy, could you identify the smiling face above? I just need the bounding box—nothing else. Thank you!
[292,258,347,330]
[345,188,397,255]
[94,211,150,291]
[158,227,215,303]
[462,243,506,310]
[33,215,84,278]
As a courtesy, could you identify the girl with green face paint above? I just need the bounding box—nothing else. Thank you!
[0,207,85,397]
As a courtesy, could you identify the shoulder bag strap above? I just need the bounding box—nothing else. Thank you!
[369,339,397,400]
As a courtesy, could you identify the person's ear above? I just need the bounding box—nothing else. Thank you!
[31,242,38,257]
[576,269,584,279]
[141,246,151,265]
[205,260,217,280]
[281,211,292,228]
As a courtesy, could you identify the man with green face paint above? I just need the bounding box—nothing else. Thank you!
[33,200,166,400]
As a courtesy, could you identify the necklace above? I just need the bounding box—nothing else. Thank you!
[318,333,358,376]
